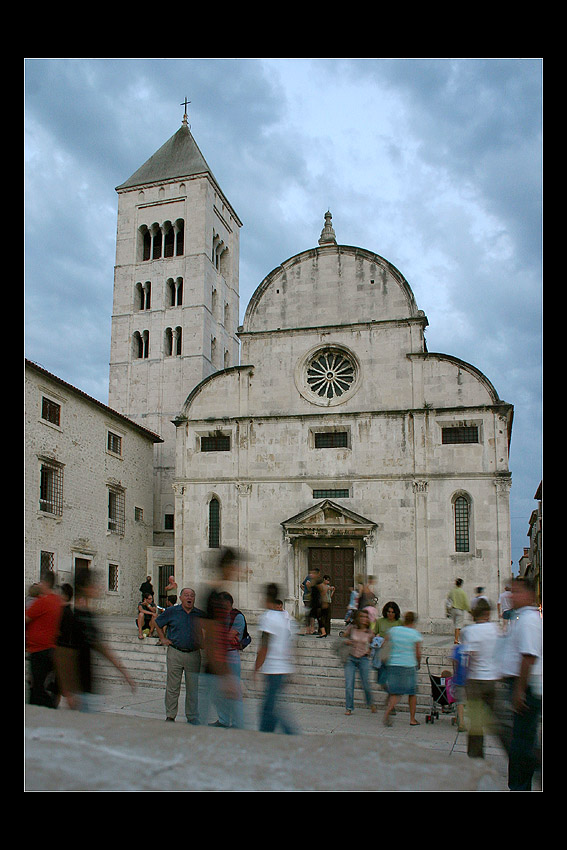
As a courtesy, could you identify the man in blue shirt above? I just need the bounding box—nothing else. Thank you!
[155,588,203,724]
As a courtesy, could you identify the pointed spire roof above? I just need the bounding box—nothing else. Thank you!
[116,119,214,190]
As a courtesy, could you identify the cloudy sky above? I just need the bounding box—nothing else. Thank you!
[24,57,542,568]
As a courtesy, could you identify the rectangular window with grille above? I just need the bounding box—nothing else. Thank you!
[39,460,63,515]
[209,498,220,548]
[40,551,55,578]
[442,426,479,444]
[201,435,231,452]
[314,431,348,448]
[41,397,61,426]
[107,431,122,455]
[108,563,119,593]
[108,487,125,534]
[454,497,470,552]
[313,489,350,499]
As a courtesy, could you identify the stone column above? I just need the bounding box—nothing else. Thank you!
[412,479,430,622]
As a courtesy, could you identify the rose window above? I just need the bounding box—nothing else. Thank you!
[306,349,356,400]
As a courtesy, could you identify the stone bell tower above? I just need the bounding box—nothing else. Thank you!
[108,106,241,553]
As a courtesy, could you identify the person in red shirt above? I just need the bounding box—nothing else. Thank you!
[25,571,62,707]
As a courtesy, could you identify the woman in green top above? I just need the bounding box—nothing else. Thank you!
[374,601,403,637]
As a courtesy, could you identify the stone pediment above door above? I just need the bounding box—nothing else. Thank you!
[281,500,377,540]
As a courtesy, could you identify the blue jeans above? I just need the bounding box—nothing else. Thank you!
[345,655,373,712]
[507,681,542,791]
[260,674,297,734]
[217,652,244,728]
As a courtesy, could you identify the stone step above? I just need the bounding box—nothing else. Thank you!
[93,616,457,713]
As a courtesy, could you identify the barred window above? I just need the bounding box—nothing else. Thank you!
[41,397,60,426]
[135,506,144,522]
[314,431,348,448]
[107,431,122,455]
[201,435,231,452]
[108,487,125,535]
[313,488,350,499]
[208,498,220,548]
[442,426,479,444]
[454,496,470,553]
[39,460,63,515]
[108,563,119,593]
[40,551,55,578]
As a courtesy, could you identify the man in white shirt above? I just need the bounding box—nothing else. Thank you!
[255,583,297,734]
[498,576,542,791]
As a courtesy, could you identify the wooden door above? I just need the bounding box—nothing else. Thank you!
[308,548,354,619]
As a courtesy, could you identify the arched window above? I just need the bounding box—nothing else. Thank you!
[175,220,184,256]
[166,277,183,307]
[164,223,175,258]
[140,220,184,261]
[453,494,471,553]
[164,327,173,357]
[133,331,149,359]
[164,327,182,357]
[135,282,151,310]
[152,226,162,259]
[208,498,220,548]
[142,228,151,261]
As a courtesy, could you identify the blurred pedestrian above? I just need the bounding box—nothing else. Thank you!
[461,598,499,757]
[450,639,468,732]
[358,575,377,610]
[497,577,542,791]
[56,569,136,711]
[306,568,323,635]
[25,570,62,708]
[344,582,360,629]
[498,584,513,628]
[343,609,376,716]
[318,574,335,638]
[199,548,245,727]
[208,591,246,728]
[154,587,202,723]
[382,611,422,727]
[447,578,470,643]
[255,583,297,734]
[301,570,313,632]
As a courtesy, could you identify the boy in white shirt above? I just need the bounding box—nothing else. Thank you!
[461,598,500,758]
[255,583,298,735]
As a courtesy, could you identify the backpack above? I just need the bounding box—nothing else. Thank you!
[229,608,251,650]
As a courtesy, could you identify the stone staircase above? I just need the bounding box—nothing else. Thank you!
[94,616,457,716]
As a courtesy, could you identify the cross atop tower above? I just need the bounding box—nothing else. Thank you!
[181,97,191,125]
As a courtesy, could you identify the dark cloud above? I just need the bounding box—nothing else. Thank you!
[24,57,542,566]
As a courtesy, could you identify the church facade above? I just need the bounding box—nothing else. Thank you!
[109,116,514,631]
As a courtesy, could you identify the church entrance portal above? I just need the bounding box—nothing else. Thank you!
[309,547,354,620]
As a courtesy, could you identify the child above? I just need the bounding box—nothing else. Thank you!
[450,640,468,732]
[345,585,360,626]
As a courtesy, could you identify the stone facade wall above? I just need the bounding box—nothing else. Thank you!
[25,362,158,614]
[173,243,513,632]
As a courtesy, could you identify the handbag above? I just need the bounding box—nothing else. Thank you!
[334,637,351,665]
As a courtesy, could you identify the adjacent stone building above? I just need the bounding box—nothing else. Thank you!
[25,360,161,613]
